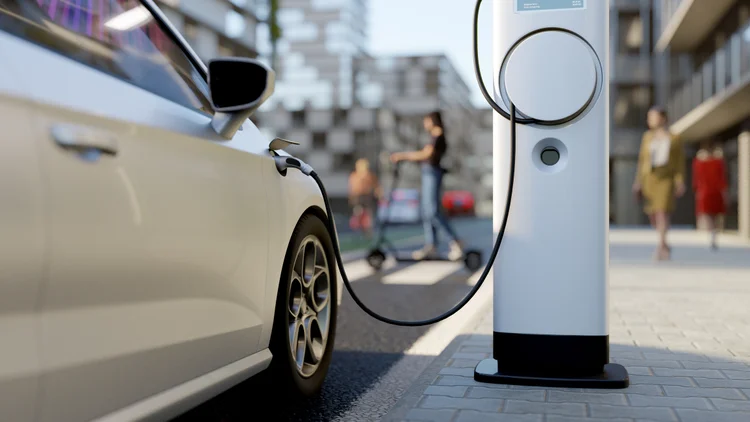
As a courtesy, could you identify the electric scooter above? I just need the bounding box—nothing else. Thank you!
[365,162,483,272]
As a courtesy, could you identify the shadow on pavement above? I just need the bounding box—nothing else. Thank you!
[172,350,403,422]
[383,333,750,422]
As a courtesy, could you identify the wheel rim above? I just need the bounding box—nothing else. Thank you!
[288,235,331,378]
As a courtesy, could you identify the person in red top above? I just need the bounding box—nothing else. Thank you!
[692,140,729,250]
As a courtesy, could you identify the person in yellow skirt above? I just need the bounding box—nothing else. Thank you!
[632,106,686,261]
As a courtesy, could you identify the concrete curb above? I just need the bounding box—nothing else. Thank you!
[379,300,493,422]
[378,337,468,422]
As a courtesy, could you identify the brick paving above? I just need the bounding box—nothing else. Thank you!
[383,230,750,422]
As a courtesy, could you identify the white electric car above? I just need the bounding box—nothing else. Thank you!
[0,0,342,421]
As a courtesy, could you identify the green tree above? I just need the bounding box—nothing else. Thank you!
[269,0,282,70]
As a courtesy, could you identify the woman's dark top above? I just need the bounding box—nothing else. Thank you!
[428,134,447,169]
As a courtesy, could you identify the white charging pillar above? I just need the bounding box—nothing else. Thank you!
[474,0,628,388]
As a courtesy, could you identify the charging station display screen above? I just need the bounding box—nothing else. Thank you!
[515,0,585,13]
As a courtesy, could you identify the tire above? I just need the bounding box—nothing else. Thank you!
[366,249,386,271]
[268,214,337,398]
[464,250,483,272]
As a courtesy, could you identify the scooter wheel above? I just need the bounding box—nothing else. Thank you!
[366,249,386,271]
[464,250,483,272]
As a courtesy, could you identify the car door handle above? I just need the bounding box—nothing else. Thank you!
[50,124,119,156]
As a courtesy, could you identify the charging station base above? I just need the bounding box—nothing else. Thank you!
[474,359,629,389]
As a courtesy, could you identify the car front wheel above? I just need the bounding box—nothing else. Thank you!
[269,214,337,397]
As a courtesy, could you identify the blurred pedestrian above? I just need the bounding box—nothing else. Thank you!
[693,139,728,251]
[348,158,381,238]
[632,106,686,261]
[390,110,465,261]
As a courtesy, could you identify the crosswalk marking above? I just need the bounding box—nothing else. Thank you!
[341,257,481,285]
[381,261,462,285]
[339,259,396,282]
[466,268,485,286]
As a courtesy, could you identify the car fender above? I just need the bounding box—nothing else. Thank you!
[259,161,342,351]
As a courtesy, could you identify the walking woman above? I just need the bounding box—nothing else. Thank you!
[390,111,465,261]
[633,106,686,261]
[693,140,729,250]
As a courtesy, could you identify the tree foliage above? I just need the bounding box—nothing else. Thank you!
[269,0,281,68]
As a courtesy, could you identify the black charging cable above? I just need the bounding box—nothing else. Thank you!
[311,102,514,327]
[278,0,544,326]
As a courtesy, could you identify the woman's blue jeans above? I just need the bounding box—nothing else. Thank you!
[421,165,460,247]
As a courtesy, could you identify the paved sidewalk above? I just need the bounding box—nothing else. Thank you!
[383,229,750,422]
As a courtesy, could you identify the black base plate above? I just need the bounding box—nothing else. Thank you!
[474,359,630,389]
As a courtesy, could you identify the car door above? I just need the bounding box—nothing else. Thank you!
[0,1,270,421]
[0,29,45,422]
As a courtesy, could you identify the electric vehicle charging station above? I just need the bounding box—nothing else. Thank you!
[472,0,629,388]
[277,0,629,389]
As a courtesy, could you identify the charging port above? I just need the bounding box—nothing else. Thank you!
[541,147,560,166]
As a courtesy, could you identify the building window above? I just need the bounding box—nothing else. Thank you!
[618,12,644,55]
[396,70,407,95]
[354,130,368,145]
[184,17,199,44]
[333,108,348,126]
[219,36,254,58]
[313,132,327,149]
[425,69,440,95]
[291,110,306,127]
[612,85,652,128]
[218,41,234,57]
[334,153,355,169]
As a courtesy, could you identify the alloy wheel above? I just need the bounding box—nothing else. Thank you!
[287,235,331,378]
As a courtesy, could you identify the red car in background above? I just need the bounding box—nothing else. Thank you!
[443,190,476,217]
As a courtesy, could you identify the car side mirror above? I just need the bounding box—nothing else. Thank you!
[207,57,275,139]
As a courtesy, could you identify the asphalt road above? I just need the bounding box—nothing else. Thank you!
[173,217,492,422]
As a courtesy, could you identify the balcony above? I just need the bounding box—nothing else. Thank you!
[667,22,750,142]
[612,0,643,12]
[655,0,736,53]
[611,54,652,83]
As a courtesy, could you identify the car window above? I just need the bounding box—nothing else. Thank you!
[0,0,213,115]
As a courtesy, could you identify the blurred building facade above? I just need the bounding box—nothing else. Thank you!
[608,0,658,225]
[253,0,482,213]
[252,0,372,212]
[654,0,750,238]
[467,0,661,224]
[155,0,259,60]
[257,0,367,111]
[256,106,386,211]
[352,54,479,197]
[255,53,481,213]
